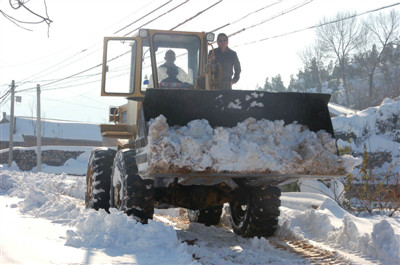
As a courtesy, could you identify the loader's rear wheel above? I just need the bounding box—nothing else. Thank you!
[188,205,223,226]
[230,185,281,238]
[86,148,116,211]
[110,149,154,224]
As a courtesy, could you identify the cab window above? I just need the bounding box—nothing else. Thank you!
[140,33,201,91]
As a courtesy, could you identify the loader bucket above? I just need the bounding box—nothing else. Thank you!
[140,88,334,136]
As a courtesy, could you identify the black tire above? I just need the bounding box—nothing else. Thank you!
[188,205,223,226]
[230,185,281,238]
[110,148,154,223]
[86,148,116,211]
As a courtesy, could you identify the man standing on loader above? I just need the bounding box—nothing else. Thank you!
[208,33,241,90]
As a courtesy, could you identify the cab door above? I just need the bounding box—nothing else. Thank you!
[101,36,143,99]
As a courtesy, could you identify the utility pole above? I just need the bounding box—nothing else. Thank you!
[37,84,42,172]
[8,80,15,167]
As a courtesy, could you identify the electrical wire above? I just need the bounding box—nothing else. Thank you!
[170,0,223,30]
[227,0,314,38]
[123,0,191,36]
[209,0,284,32]
[114,0,173,34]
[16,1,160,85]
[233,2,400,47]
[8,0,399,111]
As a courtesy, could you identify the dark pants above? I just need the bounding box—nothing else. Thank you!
[220,82,232,90]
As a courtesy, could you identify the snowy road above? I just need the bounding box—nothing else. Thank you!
[1,170,399,265]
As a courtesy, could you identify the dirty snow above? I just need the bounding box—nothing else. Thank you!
[145,115,360,176]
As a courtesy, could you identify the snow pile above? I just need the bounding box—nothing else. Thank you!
[66,209,196,264]
[333,97,400,141]
[0,169,198,264]
[145,115,360,176]
[279,192,400,264]
[333,97,400,177]
[1,170,85,222]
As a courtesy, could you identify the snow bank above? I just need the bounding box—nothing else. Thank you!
[66,209,196,264]
[333,97,400,180]
[145,115,360,176]
[279,192,400,264]
[333,97,400,142]
[0,169,198,265]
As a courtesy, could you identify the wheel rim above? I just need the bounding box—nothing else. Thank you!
[230,201,248,225]
[188,210,199,222]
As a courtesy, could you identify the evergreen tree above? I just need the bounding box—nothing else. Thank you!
[271,74,286,92]
[263,77,273,91]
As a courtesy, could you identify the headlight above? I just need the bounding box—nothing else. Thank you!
[206,32,215,42]
[139,29,148,38]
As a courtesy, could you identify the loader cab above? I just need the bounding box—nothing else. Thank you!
[99,29,214,147]
[101,29,213,99]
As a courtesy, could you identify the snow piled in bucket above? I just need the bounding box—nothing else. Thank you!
[144,115,360,175]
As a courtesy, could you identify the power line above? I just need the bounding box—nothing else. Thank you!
[209,0,284,32]
[11,0,397,105]
[10,0,301,96]
[170,0,223,30]
[227,0,314,38]
[233,2,400,47]
[15,2,160,85]
[12,1,179,90]
[114,0,173,34]
[124,0,191,36]
[41,96,106,111]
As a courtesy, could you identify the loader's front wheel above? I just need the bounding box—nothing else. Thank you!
[230,185,281,238]
[188,205,223,226]
[110,149,154,224]
[86,148,116,211]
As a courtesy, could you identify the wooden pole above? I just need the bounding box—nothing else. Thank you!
[37,84,41,172]
[8,80,15,167]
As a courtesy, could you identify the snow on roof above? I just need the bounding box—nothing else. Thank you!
[0,116,101,142]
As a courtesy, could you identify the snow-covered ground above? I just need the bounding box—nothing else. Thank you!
[1,97,400,264]
[1,167,399,264]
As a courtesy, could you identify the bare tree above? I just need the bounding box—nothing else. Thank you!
[362,9,400,104]
[298,41,327,93]
[316,12,366,107]
[0,0,52,35]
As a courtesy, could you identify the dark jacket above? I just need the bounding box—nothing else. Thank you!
[209,47,241,90]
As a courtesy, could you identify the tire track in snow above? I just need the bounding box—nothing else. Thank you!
[155,213,354,265]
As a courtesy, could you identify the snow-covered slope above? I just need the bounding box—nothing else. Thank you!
[333,97,400,177]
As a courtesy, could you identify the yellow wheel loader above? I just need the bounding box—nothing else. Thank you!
[85,29,351,238]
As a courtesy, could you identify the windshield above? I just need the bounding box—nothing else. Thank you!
[141,33,201,91]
